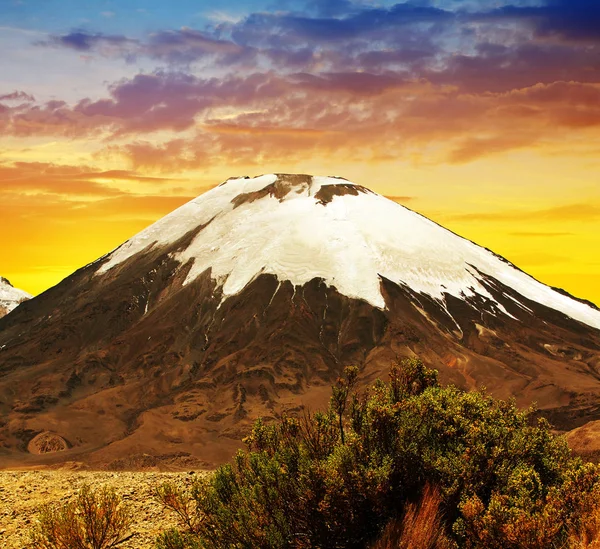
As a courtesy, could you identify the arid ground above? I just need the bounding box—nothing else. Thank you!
[0,468,207,549]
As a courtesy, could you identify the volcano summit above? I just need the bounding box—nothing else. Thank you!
[1,174,600,468]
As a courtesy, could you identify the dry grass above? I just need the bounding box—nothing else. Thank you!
[370,484,452,549]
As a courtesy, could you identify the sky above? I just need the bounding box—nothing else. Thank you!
[1,0,599,305]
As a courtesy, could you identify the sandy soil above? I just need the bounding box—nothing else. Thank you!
[0,468,209,549]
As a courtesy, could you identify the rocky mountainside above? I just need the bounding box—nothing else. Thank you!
[1,174,599,469]
[0,277,31,319]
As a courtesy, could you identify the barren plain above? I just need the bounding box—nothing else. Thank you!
[0,468,206,549]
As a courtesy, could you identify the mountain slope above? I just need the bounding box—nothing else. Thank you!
[0,277,31,319]
[1,174,599,469]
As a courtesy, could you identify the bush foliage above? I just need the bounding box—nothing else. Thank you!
[30,484,131,549]
[157,358,600,549]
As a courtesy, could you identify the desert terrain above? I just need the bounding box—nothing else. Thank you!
[0,468,207,549]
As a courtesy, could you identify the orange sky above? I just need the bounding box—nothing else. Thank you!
[1,1,599,305]
[3,148,599,305]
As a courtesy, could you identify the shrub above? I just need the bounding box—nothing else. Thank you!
[30,484,131,549]
[391,386,591,549]
[156,358,600,549]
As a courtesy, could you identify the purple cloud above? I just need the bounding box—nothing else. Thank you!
[40,31,136,52]
[0,91,35,102]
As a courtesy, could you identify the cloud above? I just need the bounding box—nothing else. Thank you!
[40,31,135,52]
[7,1,599,167]
[30,0,600,97]
[145,28,248,64]
[509,232,573,237]
[450,203,600,222]
[3,69,599,167]
[0,90,35,102]
[233,3,453,45]
[4,72,233,136]
[204,11,244,24]
[356,48,436,69]
[74,72,215,134]
[485,0,600,43]
[85,170,175,183]
[33,2,600,94]
[290,70,411,94]
[0,187,194,222]
[425,42,600,94]
[0,161,176,198]
[40,28,250,65]
[303,0,357,17]
[534,204,600,221]
[0,161,201,268]
[448,135,539,164]
[540,0,600,42]
[107,138,215,172]
[36,3,450,71]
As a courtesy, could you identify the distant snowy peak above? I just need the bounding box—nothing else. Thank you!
[0,277,31,317]
[97,173,600,331]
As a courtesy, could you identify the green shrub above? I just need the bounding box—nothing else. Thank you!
[29,484,131,549]
[156,358,600,549]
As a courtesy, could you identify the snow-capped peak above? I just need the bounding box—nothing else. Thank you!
[0,277,31,316]
[97,174,600,330]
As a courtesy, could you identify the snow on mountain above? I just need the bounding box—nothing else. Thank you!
[0,276,31,317]
[98,174,600,331]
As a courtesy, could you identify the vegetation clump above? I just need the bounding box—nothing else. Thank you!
[30,484,131,549]
[150,358,600,548]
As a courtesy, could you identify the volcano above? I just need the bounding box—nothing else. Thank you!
[1,173,600,469]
